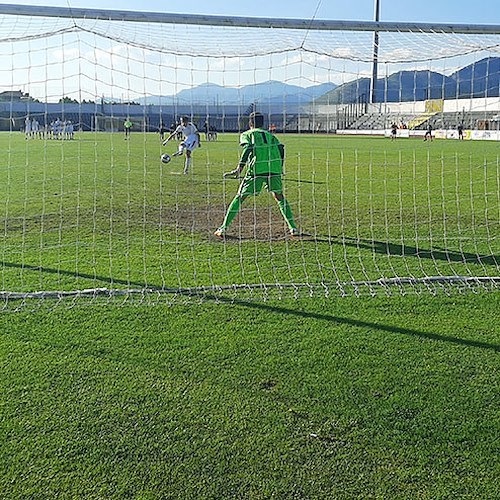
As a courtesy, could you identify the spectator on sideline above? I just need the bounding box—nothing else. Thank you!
[424,122,433,141]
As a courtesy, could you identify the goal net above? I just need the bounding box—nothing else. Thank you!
[0,5,499,308]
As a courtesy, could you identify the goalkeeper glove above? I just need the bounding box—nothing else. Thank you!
[223,169,240,179]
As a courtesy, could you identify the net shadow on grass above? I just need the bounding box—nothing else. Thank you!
[1,260,499,353]
[205,294,500,353]
[312,236,500,267]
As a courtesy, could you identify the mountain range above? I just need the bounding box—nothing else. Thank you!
[316,57,500,104]
[140,81,336,106]
[139,57,499,107]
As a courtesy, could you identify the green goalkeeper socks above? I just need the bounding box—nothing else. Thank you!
[220,195,295,232]
[277,198,296,230]
[220,195,242,230]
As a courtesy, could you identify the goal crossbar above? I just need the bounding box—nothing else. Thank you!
[0,3,499,34]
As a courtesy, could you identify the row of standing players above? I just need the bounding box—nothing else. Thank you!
[24,117,74,139]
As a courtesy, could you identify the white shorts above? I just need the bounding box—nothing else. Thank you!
[182,134,199,152]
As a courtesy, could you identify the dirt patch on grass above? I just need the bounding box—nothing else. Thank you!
[161,205,291,241]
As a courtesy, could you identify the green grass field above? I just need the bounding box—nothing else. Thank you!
[1,132,499,498]
[1,294,499,498]
[0,131,498,299]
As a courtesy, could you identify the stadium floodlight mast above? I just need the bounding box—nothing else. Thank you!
[371,0,381,104]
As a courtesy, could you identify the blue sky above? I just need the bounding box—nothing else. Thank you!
[5,0,500,24]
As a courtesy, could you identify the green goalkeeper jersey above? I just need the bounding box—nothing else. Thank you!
[239,128,284,176]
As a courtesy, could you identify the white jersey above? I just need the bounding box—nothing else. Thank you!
[175,122,198,138]
[175,122,199,151]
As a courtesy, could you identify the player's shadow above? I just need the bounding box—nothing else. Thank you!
[312,235,499,267]
[2,259,499,353]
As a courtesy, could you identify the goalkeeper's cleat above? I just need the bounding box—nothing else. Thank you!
[290,228,311,238]
[214,227,226,238]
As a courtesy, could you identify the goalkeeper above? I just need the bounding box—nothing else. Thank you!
[214,112,298,238]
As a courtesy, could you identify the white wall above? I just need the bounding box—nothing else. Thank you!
[316,97,500,115]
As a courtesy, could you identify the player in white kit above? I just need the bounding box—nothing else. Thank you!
[162,116,201,174]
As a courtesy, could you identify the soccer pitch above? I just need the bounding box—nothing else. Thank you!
[1,132,499,498]
[0,132,498,302]
[1,293,499,498]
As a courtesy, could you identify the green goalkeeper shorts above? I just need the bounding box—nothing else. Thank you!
[238,174,283,197]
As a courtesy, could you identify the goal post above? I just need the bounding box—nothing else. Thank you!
[0,5,499,307]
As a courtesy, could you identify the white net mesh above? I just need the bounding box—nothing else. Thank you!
[0,6,499,308]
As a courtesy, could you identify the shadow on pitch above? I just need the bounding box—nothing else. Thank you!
[1,260,137,289]
[2,259,498,353]
[209,294,500,353]
[311,235,500,267]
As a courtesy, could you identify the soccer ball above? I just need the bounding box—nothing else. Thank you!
[161,153,171,164]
